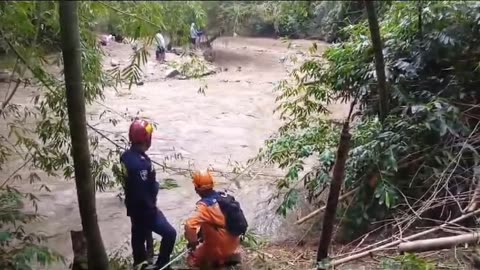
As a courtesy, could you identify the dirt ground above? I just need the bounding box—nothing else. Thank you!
[1,36,352,267]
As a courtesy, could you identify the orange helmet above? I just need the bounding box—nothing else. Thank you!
[192,170,214,191]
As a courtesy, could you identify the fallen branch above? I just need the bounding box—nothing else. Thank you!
[399,232,480,253]
[331,208,480,266]
[295,187,359,225]
[178,70,217,80]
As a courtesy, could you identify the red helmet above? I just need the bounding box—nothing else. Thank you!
[128,119,153,147]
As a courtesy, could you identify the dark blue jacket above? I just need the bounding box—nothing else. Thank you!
[120,146,159,218]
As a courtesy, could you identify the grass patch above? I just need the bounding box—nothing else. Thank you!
[159,178,180,190]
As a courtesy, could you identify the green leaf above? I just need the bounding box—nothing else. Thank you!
[385,191,391,208]
[159,178,179,190]
[0,231,12,243]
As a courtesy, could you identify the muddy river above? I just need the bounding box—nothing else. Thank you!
[1,37,347,263]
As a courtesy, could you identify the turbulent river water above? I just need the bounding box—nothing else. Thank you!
[1,37,348,265]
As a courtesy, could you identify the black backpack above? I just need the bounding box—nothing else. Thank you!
[215,192,248,237]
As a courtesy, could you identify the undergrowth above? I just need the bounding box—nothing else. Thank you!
[0,1,205,268]
[253,0,480,244]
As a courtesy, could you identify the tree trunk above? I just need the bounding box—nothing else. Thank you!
[59,2,109,269]
[295,187,358,225]
[71,230,88,270]
[417,0,423,36]
[365,0,389,122]
[316,120,352,266]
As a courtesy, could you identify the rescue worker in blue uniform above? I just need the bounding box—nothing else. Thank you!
[120,119,177,269]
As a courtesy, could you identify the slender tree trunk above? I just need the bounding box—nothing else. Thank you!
[365,0,389,122]
[59,2,109,269]
[417,0,423,36]
[316,120,352,267]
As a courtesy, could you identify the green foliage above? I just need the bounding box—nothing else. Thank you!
[203,1,311,38]
[382,253,436,270]
[241,230,267,251]
[168,55,210,78]
[254,1,311,38]
[0,1,206,268]
[203,1,390,40]
[257,0,480,241]
[159,178,180,190]
[96,2,206,46]
[253,123,340,214]
[306,1,391,42]
[0,188,63,269]
[203,1,257,35]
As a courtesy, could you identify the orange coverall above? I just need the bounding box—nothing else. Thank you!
[184,200,240,267]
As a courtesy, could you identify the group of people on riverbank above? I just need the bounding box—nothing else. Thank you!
[154,22,204,64]
[121,119,248,270]
[101,22,205,65]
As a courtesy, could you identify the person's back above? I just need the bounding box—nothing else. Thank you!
[154,32,167,62]
[190,23,198,48]
[190,23,197,39]
[187,192,240,257]
[185,171,242,268]
[155,32,166,49]
[121,147,158,218]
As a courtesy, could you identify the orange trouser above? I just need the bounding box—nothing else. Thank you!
[187,243,240,268]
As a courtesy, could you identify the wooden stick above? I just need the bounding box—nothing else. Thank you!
[295,188,358,225]
[399,232,480,253]
[331,208,480,266]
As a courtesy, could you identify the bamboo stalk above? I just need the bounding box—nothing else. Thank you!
[399,232,480,253]
[331,209,480,266]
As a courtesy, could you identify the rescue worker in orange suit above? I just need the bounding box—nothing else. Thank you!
[121,119,177,270]
[184,170,241,268]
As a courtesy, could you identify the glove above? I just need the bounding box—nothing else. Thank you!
[187,241,199,251]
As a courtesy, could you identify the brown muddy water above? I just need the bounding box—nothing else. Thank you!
[0,37,348,265]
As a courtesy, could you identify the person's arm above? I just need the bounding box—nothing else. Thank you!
[184,203,210,244]
[118,155,128,191]
[139,163,157,210]
[148,164,160,205]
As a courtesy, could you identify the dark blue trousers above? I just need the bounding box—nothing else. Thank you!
[130,210,177,267]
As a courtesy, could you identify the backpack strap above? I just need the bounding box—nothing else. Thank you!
[197,192,230,231]
[198,196,217,207]
[197,192,219,207]
[217,191,227,197]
